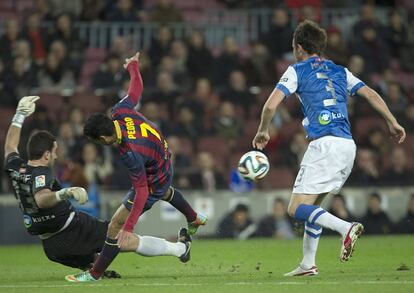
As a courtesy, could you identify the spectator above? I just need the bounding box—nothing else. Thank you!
[217,204,256,239]
[189,152,226,191]
[171,106,202,140]
[352,4,384,41]
[186,31,214,79]
[148,25,173,67]
[362,128,390,156]
[21,12,47,65]
[347,149,380,186]
[385,9,409,58]
[105,0,139,22]
[48,0,82,18]
[57,121,83,160]
[255,198,296,239]
[49,14,85,77]
[325,26,349,66]
[213,101,242,141]
[286,132,308,168]
[140,101,170,135]
[148,71,181,108]
[110,36,132,61]
[347,55,368,82]
[81,0,106,21]
[385,82,408,117]
[221,70,255,116]
[0,20,20,67]
[399,19,414,72]
[381,147,414,186]
[167,136,193,189]
[328,194,354,222]
[1,54,38,105]
[168,40,190,89]
[92,54,126,91]
[260,7,293,58]
[398,194,414,234]
[243,42,275,86]
[68,106,85,137]
[352,24,390,74]
[81,143,113,186]
[32,0,53,21]
[150,0,183,23]
[37,53,76,93]
[214,36,242,85]
[402,104,414,132]
[55,142,88,188]
[361,192,394,235]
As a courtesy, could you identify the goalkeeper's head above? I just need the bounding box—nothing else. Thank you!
[83,113,117,145]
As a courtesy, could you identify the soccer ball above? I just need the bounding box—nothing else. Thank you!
[237,151,270,181]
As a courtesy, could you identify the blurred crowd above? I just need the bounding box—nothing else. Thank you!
[0,0,414,194]
[215,193,414,238]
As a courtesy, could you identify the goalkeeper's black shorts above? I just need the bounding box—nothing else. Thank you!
[41,211,108,269]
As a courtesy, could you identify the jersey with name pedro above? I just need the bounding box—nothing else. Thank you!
[276,56,365,139]
[111,60,172,233]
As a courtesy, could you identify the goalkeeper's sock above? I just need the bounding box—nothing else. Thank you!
[135,235,185,257]
[90,237,120,279]
[301,222,322,269]
[295,204,351,236]
[167,188,197,222]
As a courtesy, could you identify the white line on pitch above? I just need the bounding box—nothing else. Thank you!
[0,281,414,288]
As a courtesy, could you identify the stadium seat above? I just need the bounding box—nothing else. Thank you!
[197,136,231,162]
[70,93,103,115]
[354,117,387,142]
[0,108,15,131]
[37,94,65,120]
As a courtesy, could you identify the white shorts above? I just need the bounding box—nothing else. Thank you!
[292,136,356,195]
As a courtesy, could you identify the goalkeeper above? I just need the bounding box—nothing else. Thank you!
[3,96,118,277]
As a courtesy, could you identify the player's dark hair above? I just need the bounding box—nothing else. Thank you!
[293,20,327,55]
[27,130,56,160]
[83,113,114,140]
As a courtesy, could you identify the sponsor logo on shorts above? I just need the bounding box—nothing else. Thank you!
[35,175,46,188]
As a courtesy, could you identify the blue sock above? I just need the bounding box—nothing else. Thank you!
[294,204,326,224]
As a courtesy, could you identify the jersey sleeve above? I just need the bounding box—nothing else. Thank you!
[345,68,365,96]
[3,152,23,172]
[122,152,149,232]
[32,167,55,194]
[113,61,143,110]
[275,66,298,97]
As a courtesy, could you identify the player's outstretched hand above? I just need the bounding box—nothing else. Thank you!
[116,229,135,249]
[56,187,88,204]
[123,52,140,69]
[388,122,406,144]
[16,96,40,117]
[252,131,270,150]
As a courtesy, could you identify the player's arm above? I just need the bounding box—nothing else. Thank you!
[117,52,143,109]
[117,155,149,247]
[4,96,40,158]
[357,86,406,143]
[253,66,298,150]
[34,187,88,208]
[253,89,285,150]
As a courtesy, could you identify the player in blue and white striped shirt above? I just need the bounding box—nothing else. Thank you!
[253,20,406,276]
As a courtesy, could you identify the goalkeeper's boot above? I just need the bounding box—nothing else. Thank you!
[340,222,364,262]
[65,270,99,282]
[284,265,319,277]
[178,228,192,263]
[187,213,207,236]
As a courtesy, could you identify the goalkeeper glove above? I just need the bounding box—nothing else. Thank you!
[55,187,89,205]
[12,96,40,128]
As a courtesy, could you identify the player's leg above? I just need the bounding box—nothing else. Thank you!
[162,186,207,235]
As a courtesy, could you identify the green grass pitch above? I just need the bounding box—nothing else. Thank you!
[0,236,413,293]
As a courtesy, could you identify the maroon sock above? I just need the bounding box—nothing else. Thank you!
[90,237,120,279]
[169,188,197,222]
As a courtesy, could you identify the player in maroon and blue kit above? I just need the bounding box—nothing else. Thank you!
[65,52,207,282]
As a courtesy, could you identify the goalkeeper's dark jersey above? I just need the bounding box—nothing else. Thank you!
[3,152,74,235]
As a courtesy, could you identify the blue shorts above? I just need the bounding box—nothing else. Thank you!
[122,184,171,213]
